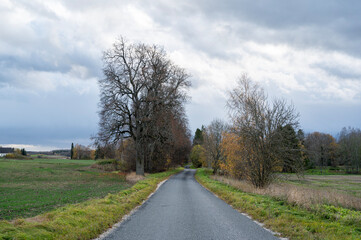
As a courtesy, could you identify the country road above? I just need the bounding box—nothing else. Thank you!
[101,169,279,240]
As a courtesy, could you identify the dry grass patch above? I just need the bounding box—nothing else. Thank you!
[126,172,147,184]
[23,215,48,224]
[212,175,361,210]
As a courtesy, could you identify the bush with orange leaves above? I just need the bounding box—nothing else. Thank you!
[219,132,247,179]
[220,130,284,186]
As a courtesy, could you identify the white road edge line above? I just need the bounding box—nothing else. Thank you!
[94,178,169,240]
[197,179,288,240]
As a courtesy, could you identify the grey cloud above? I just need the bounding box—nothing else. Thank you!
[0,39,102,88]
[0,2,103,89]
[0,54,69,74]
[196,0,355,28]
[298,102,361,135]
[61,0,130,12]
[0,84,99,147]
[13,0,59,21]
[0,126,93,148]
[186,93,228,133]
[137,0,361,58]
[312,63,361,80]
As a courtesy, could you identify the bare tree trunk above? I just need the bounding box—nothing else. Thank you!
[135,140,145,175]
[136,158,144,175]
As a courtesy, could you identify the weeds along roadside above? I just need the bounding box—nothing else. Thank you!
[195,168,361,240]
[211,175,361,211]
[0,168,183,240]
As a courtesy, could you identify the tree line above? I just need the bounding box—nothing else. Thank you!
[191,75,361,188]
[303,128,361,173]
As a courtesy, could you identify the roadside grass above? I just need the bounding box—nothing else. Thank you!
[0,158,124,220]
[196,168,361,240]
[0,167,182,240]
[212,174,361,211]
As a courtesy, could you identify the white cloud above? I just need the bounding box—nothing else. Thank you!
[0,144,58,151]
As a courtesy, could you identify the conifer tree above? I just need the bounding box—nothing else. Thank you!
[70,143,74,159]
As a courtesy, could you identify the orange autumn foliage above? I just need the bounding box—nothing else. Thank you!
[220,132,245,179]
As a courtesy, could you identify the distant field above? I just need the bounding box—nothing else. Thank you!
[27,158,96,165]
[285,174,361,198]
[0,158,130,220]
[304,167,353,175]
[212,170,361,210]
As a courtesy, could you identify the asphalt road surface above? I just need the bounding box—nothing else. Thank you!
[102,169,279,240]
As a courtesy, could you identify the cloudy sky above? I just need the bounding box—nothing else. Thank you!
[1,0,361,150]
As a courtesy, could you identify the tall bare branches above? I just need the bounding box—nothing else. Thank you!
[96,37,191,175]
[226,74,300,187]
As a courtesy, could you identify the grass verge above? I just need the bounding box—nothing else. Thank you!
[212,174,361,210]
[0,168,182,240]
[196,168,361,240]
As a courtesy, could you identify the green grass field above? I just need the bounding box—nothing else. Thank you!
[0,167,182,239]
[0,158,130,220]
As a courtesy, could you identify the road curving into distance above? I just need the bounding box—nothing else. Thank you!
[101,169,279,240]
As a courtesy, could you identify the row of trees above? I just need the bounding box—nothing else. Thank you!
[192,120,361,180]
[70,143,95,160]
[304,128,361,173]
[94,37,192,174]
[191,76,361,187]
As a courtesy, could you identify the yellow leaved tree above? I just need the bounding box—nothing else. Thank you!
[220,132,245,179]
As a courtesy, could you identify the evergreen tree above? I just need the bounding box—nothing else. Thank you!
[21,148,26,156]
[70,143,74,159]
[297,129,305,144]
[193,127,204,146]
[279,124,303,173]
[94,146,100,160]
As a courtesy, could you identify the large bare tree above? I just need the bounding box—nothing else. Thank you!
[96,37,190,175]
[227,74,300,187]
